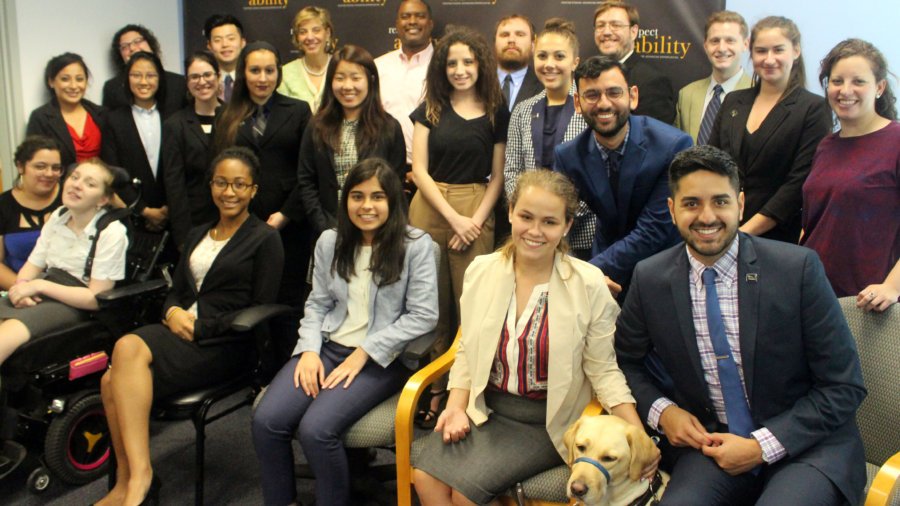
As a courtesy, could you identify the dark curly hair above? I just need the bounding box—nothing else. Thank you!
[424,25,502,126]
[110,24,162,70]
[819,38,897,122]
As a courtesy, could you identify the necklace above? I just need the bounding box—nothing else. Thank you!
[301,56,329,77]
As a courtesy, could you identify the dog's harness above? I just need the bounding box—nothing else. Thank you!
[625,471,664,506]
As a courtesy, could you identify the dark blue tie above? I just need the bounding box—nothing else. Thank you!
[702,268,754,438]
[697,84,723,145]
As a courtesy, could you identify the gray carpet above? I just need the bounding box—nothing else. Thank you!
[1,394,400,505]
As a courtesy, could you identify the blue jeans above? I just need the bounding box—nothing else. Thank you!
[252,341,408,506]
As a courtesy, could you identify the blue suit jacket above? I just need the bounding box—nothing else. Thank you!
[615,234,866,504]
[553,115,691,286]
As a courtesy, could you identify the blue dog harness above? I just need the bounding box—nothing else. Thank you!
[573,456,611,483]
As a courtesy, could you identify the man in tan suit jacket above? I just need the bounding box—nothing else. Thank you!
[675,11,752,143]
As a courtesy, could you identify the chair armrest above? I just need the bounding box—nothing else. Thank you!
[401,331,438,364]
[866,451,900,506]
[229,304,293,332]
[396,328,461,506]
[96,279,168,304]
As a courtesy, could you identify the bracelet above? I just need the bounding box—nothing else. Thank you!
[165,306,181,321]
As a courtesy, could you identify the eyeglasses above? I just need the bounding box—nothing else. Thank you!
[128,72,159,82]
[188,71,217,83]
[119,36,146,52]
[594,22,631,32]
[579,87,626,104]
[210,178,254,192]
[28,162,64,174]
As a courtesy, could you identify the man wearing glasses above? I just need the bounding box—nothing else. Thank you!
[593,1,675,124]
[554,56,691,298]
[102,24,187,113]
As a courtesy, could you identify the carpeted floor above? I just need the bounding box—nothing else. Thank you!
[1,396,400,505]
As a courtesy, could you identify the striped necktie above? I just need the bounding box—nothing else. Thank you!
[697,84,723,145]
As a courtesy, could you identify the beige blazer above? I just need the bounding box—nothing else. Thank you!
[447,251,635,458]
[675,73,753,142]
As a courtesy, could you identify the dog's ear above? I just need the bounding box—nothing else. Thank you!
[625,425,658,482]
[564,418,582,466]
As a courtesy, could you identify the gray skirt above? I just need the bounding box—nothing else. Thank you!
[0,296,88,337]
[414,389,563,504]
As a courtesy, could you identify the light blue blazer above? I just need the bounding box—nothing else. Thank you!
[292,227,439,368]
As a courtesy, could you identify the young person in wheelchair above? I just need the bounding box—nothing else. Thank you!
[0,158,127,366]
[95,146,284,506]
[252,158,439,506]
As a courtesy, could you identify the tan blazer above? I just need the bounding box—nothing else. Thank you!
[447,252,635,458]
[675,72,752,142]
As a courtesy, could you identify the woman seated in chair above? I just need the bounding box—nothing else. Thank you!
[252,158,438,506]
[0,158,126,366]
[413,171,658,506]
[0,136,64,290]
[96,146,284,506]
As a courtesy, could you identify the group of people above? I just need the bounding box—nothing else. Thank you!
[0,0,896,505]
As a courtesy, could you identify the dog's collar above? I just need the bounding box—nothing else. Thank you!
[625,471,664,506]
[572,456,611,483]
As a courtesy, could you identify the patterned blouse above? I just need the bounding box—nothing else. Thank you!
[333,119,359,201]
[489,283,550,399]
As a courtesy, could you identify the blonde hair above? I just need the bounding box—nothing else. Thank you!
[500,169,579,259]
[291,6,336,55]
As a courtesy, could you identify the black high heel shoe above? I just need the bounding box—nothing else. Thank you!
[139,475,161,506]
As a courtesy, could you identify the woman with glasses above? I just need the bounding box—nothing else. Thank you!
[26,53,105,169]
[291,44,406,240]
[95,147,284,506]
[163,51,221,250]
[0,137,63,290]
[215,41,311,363]
[101,51,173,234]
[278,6,337,112]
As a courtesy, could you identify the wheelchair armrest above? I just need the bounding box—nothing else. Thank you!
[401,331,437,364]
[867,450,900,506]
[229,304,294,332]
[96,279,168,304]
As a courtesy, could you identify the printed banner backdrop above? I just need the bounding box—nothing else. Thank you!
[184,0,725,93]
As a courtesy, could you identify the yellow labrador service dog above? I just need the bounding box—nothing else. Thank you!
[564,415,668,506]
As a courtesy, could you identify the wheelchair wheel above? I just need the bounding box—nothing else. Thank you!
[27,466,51,494]
[44,392,111,484]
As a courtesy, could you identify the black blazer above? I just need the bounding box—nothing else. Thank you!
[709,87,832,242]
[102,70,188,115]
[622,52,676,124]
[163,106,218,249]
[25,99,106,168]
[101,106,172,211]
[615,233,866,504]
[233,92,312,221]
[164,214,284,344]
[291,116,406,236]
[505,66,543,111]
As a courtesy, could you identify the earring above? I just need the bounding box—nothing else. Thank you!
[876,93,882,99]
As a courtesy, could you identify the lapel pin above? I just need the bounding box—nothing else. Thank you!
[746,273,758,282]
[731,109,738,117]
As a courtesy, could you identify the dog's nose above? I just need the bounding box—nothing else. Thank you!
[570,480,589,497]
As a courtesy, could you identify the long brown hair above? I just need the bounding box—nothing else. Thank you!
[423,25,502,126]
[819,38,897,121]
[750,16,806,96]
[214,42,283,153]
[314,45,391,156]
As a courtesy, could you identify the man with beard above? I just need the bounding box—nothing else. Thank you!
[593,1,675,124]
[376,0,435,177]
[494,14,542,112]
[614,145,866,506]
[554,56,690,298]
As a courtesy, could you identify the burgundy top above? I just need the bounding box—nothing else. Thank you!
[802,121,900,296]
[67,112,102,162]
[489,287,550,400]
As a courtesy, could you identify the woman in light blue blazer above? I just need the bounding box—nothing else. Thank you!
[252,158,438,506]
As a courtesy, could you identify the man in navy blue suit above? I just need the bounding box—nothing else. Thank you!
[554,55,691,297]
[615,145,866,505]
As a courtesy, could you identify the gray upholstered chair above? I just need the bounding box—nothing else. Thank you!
[839,297,900,506]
